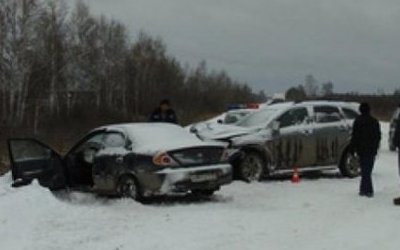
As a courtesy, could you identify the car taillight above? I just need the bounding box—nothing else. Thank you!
[153,152,178,167]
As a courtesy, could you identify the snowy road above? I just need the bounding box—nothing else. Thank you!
[1,123,400,250]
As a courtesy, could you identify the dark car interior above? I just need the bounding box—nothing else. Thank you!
[65,134,105,187]
[64,131,128,188]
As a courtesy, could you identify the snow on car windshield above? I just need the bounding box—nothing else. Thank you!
[224,110,252,124]
[236,108,279,128]
[113,123,222,155]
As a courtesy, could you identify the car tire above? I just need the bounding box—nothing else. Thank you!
[118,175,142,201]
[192,189,216,197]
[339,149,360,178]
[238,152,265,182]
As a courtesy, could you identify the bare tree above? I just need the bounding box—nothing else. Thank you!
[0,0,260,135]
[321,81,334,96]
[1,0,42,125]
[286,85,306,101]
[38,0,68,116]
[304,74,319,97]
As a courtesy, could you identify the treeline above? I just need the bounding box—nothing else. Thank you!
[285,74,400,102]
[285,74,335,100]
[284,75,400,120]
[0,0,264,138]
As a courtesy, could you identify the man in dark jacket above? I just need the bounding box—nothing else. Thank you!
[393,108,400,205]
[394,110,400,173]
[350,102,381,198]
[149,99,178,124]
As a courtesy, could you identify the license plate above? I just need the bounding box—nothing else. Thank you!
[190,173,217,183]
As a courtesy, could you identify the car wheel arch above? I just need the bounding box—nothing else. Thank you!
[339,145,360,178]
[117,172,138,183]
[239,146,272,176]
[117,173,141,191]
[338,140,351,162]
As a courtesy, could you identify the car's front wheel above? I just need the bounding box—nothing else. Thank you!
[118,175,142,201]
[339,149,360,178]
[238,152,265,182]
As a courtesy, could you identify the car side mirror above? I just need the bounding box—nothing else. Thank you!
[125,139,133,150]
[217,119,223,124]
[271,121,280,135]
[305,117,313,124]
[189,125,198,133]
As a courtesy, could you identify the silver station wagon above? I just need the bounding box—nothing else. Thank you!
[192,101,361,182]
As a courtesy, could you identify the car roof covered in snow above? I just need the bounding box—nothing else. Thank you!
[97,123,224,155]
[296,100,359,106]
[240,100,360,126]
[268,100,359,110]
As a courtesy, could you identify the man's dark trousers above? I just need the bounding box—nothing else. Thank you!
[359,154,376,195]
[398,150,400,177]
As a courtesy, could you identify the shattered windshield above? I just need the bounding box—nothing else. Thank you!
[236,109,279,128]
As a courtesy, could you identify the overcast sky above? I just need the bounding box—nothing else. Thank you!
[83,0,400,94]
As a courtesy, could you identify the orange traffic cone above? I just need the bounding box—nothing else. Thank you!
[291,166,300,184]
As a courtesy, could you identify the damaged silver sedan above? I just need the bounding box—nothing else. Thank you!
[8,123,233,201]
[191,101,361,182]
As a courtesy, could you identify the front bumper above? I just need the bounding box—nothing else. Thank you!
[142,164,232,196]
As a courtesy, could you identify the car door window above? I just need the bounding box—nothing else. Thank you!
[103,132,126,148]
[277,108,309,128]
[342,108,359,120]
[9,140,52,162]
[8,139,65,188]
[314,106,342,123]
[75,133,105,152]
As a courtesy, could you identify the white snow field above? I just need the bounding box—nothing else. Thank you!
[1,123,400,250]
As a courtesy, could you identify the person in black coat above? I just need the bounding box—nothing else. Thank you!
[394,109,400,174]
[149,99,178,124]
[350,102,381,198]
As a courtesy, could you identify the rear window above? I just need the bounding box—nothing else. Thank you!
[314,106,342,123]
[103,133,126,148]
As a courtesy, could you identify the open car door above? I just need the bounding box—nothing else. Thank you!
[8,139,66,190]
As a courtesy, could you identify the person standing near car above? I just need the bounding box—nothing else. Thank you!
[394,109,400,174]
[350,102,381,198]
[149,99,178,124]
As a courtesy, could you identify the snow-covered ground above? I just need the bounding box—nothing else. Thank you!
[1,123,400,250]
